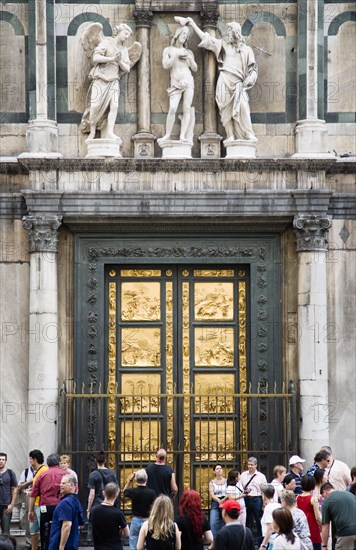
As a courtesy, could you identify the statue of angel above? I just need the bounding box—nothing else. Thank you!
[78,23,142,140]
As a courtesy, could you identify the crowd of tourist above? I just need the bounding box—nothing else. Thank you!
[0,446,355,550]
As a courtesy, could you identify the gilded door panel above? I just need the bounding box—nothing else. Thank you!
[120,374,161,413]
[194,327,235,367]
[121,282,161,321]
[121,328,161,367]
[121,421,160,461]
[195,420,236,461]
[194,282,234,321]
[194,374,235,414]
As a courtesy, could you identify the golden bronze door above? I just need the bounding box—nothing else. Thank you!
[106,265,248,500]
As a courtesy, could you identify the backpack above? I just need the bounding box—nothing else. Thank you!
[7,468,17,487]
[97,469,119,507]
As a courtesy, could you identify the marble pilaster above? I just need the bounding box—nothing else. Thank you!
[22,215,62,456]
[293,214,332,461]
[293,0,332,157]
[132,8,155,158]
[20,0,61,157]
[198,5,222,159]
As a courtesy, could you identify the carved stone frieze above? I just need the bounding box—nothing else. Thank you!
[22,215,62,253]
[133,9,153,28]
[87,245,258,260]
[293,215,332,251]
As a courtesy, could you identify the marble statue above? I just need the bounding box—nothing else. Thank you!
[158,20,197,144]
[79,23,141,140]
[187,17,257,142]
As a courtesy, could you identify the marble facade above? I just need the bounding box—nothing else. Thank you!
[0,0,355,477]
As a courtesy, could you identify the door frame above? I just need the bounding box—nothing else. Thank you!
[73,231,283,477]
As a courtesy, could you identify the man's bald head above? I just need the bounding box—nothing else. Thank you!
[156,449,167,462]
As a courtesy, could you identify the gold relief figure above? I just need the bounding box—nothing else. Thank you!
[194,282,234,321]
[238,281,248,459]
[121,328,161,367]
[195,327,234,367]
[194,270,234,277]
[108,282,117,456]
[121,282,161,321]
[120,270,161,277]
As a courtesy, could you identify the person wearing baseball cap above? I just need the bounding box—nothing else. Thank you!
[214,500,255,550]
[288,455,305,495]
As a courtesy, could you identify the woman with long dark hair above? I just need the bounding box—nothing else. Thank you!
[296,476,321,550]
[272,508,301,549]
[176,490,213,550]
[313,469,327,512]
[137,495,181,550]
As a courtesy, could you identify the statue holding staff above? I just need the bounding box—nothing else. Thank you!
[186,17,258,142]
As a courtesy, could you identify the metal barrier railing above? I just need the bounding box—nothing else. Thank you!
[59,382,297,513]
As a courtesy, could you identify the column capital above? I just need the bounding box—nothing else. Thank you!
[133,9,153,28]
[200,5,220,29]
[23,215,63,253]
[293,214,332,251]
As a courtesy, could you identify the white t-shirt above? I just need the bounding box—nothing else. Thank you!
[273,533,301,549]
[271,479,284,502]
[261,502,281,540]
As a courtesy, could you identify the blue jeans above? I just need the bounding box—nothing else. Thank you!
[245,496,263,539]
[210,501,225,539]
[129,516,145,550]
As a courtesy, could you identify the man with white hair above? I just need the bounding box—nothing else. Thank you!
[48,475,84,550]
[123,469,156,550]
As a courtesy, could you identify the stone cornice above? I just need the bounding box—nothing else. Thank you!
[293,215,332,251]
[9,157,355,175]
[21,190,335,220]
[22,214,63,253]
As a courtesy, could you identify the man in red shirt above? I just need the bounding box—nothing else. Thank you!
[29,454,69,550]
